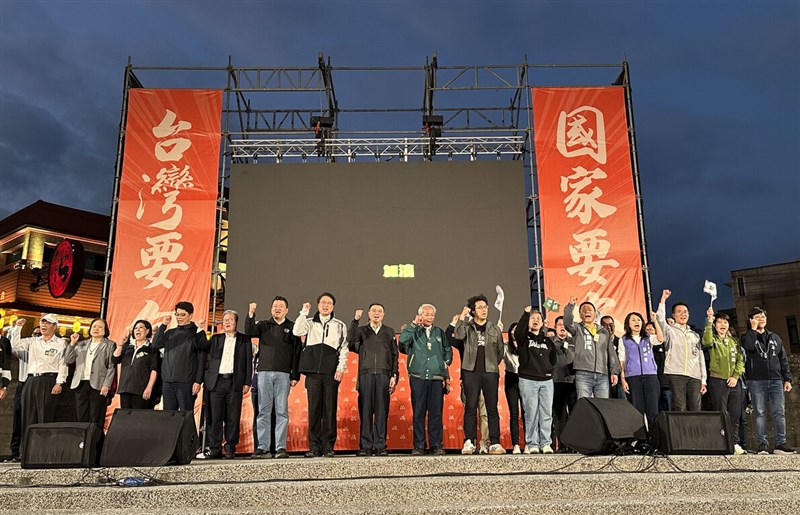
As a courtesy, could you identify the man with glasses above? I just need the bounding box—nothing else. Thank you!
[293,293,348,458]
[152,301,208,411]
[741,307,795,454]
[656,289,707,411]
[8,315,68,456]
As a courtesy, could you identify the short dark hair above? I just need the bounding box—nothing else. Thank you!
[545,328,556,337]
[317,292,336,305]
[579,301,596,312]
[671,302,688,314]
[748,306,766,319]
[711,312,731,336]
[272,296,289,309]
[175,301,194,315]
[132,319,153,339]
[89,318,110,338]
[554,316,564,325]
[600,315,614,325]
[368,302,385,311]
[467,294,489,316]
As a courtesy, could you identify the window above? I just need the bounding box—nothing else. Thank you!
[787,316,799,353]
[736,277,746,297]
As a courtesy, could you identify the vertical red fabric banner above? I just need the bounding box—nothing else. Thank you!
[532,87,646,326]
[107,89,221,335]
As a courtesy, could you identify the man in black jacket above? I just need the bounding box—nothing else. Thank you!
[245,296,301,458]
[152,301,207,411]
[348,303,398,457]
[200,310,252,459]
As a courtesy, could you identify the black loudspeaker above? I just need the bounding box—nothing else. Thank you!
[100,409,197,467]
[560,397,648,455]
[22,422,103,469]
[648,411,733,455]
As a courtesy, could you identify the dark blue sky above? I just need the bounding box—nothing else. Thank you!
[1,1,798,320]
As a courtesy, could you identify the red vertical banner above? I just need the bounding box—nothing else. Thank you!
[107,89,222,339]
[532,87,646,325]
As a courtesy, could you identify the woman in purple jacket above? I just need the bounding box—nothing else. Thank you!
[618,312,663,427]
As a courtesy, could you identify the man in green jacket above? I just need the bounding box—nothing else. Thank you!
[399,304,452,456]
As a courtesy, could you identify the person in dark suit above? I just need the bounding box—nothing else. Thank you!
[200,310,253,459]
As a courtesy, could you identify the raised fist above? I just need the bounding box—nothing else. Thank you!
[569,296,578,305]
[249,302,257,315]
[661,289,671,302]
[302,302,311,312]
[15,318,25,327]
[354,309,363,321]
[162,314,172,326]
[70,332,80,345]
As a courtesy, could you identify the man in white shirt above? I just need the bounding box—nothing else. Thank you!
[8,315,68,455]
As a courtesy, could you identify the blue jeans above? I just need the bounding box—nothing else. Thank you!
[748,379,787,446]
[256,371,291,452]
[574,371,610,399]
[518,377,554,448]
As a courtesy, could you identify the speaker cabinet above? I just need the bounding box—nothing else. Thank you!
[22,422,103,469]
[648,411,733,455]
[100,409,197,467]
[560,397,647,455]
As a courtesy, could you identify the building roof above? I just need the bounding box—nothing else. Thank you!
[731,259,800,274]
[0,200,110,242]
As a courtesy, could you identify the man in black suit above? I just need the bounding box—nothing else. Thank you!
[201,310,253,459]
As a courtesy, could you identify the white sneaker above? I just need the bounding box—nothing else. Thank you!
[523,445,532,454]
[512,444,521,455]
[542,445,554,454]
[479,443,488,455]
[734,444,745,455]
[461,439,476,455]
[530,446,540,454]
[488,444,505,455]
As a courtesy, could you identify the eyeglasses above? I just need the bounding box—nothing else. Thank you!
[174,311,189,317]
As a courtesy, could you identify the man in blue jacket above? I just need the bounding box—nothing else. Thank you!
[399,304,452,456]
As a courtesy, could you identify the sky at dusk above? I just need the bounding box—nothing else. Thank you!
[1,1,798,322]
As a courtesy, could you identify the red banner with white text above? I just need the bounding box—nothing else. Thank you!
[106,89,222,338]
[532,87,645,327]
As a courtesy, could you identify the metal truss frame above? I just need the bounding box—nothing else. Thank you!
[100,54,652,330]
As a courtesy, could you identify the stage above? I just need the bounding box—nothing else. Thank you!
[0,453,798,514]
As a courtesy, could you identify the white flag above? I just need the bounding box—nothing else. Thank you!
[704,280,717,309]
[494,285,505,325]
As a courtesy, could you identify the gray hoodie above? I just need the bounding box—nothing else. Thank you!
[563,303,620,376]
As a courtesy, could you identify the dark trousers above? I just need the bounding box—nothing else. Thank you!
[627,374,661,427]
[552,381,576,447]
[505,372,525,447]
[21,375,58,454]
[738,386,750,447]
[120,392,152,409]
[666,374,701,411]
[358,373,390,451]
[74,380,109,427]
[208,376,244,454]
[305,373,339,453]
[163,381,194,411]
[409,376,444,449]
[462,370,500,445]
[708,377,742,445]
[10,381,25,457]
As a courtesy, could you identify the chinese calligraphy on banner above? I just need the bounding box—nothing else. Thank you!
[106,89,222,336]
[532,87,646,327]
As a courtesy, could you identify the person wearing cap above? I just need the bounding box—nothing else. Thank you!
[562,298,620,399]
[8,315,68,454]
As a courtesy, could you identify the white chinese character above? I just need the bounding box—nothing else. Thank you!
[150,191,183,231]
[154,139,192,162]
[566,229,620,286]
[134,232,189,289]
[556,106,607,164]
[560,166,617,224]
[152,109,192,138]
[147,165,195,194]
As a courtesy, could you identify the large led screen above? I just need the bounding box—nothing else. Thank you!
[226,161,530,330]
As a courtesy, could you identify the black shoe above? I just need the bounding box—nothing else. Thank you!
[203,450,222,460]
[430,447,446,456]
[323,450,335,458]
[774,444,796,455]
[304,450,319,458]
[251,448,269,459]
[356,449,371,457]
[757,443,770,455]
[411,448,425,456]
[376,449,389,457]
[274,449,289,459]
[224,450,235,460]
